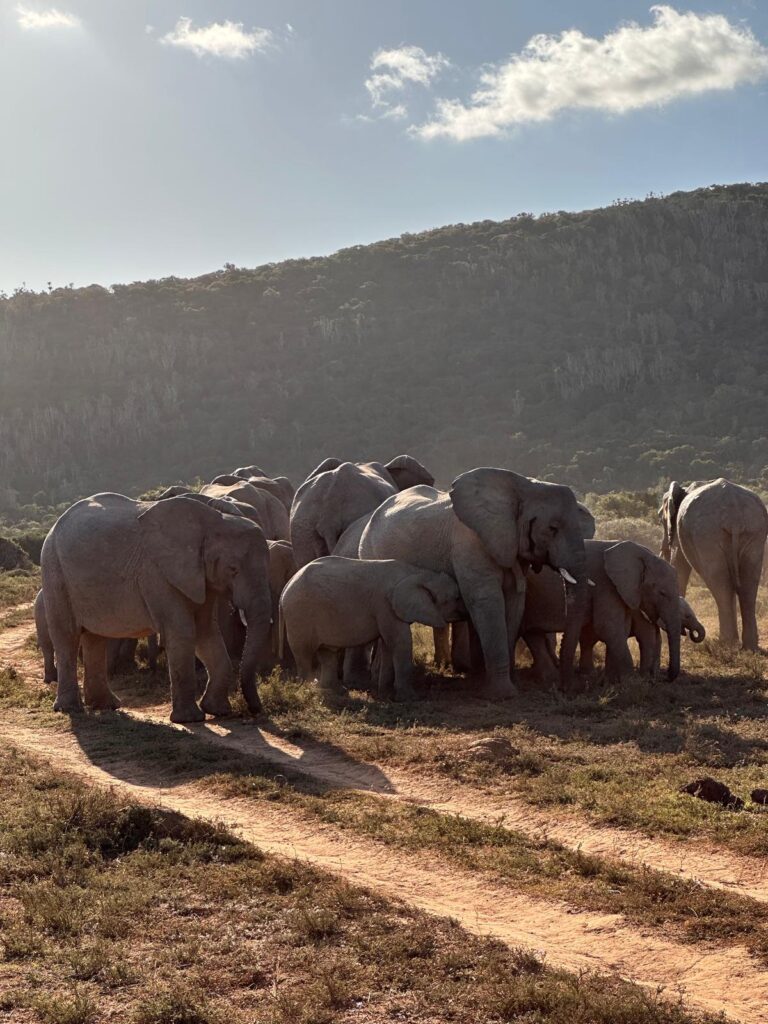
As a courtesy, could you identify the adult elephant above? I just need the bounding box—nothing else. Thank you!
[213,472,295,512]
[360,469,588,698]
[202,480,289,541]
[660,478,768,650]
[290,455,434,569]
[41,493,272,722]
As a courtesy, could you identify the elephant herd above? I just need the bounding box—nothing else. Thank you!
[34,456,767,723]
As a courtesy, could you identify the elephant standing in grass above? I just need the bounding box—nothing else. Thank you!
[280,556,463,701]
[41,494,272,722]
[522,540,691,685]
[290,456,434,569]
[660,478,767,650]
[360,469,589,698]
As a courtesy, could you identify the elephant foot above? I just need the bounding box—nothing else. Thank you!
[86,691,122,712]
[392,684,418,703]
[478,678,518,701]
[170,703,205,724]
[561,674,589,696]
[53,694,84,714]
[201,695,233,718]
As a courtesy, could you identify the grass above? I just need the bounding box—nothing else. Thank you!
[0,566,40,615]
[0,741,718,1024]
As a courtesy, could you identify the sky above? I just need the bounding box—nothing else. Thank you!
[1,0,767,293]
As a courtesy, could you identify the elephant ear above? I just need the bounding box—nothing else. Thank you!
[385,455,435,490]
[604,542,645,610]
[577,502,596,540]
[391,574,447,629]
[664,481,687,540]
[304,457,343,481]
[137,497,209,605]
[449,468,526,568]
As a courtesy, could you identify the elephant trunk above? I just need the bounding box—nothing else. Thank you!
[559,575,589,693]
[235,575,272,715]
[687,622,705,643]
[663,602,682,681]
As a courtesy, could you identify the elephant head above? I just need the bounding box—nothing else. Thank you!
[384,455,435,491]
[156,484,190,500]
[577,502,596,540]
[391,571,463,629]
[604,541,682,680]
[679,597,705,643]
[138,497,272,712]
[210,474,242,486]
[233,464,268,480]
[659,481,687,561]
[304,457,344,482]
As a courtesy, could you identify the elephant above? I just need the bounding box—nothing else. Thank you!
[34,588,57,684]
[660,478,768,650]
[201,480,289,541]
[521,540,686,685]
[40,493,273,722]
[359,469,589,699]
[289,455,434,569]
[212,472,295,512]
[280,556,463,701]
[232,464,267,479]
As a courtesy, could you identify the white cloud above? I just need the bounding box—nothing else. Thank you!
[365,44,449,117]
[15,5,79,30]
[415,5,768,141]
[161,17,273,59]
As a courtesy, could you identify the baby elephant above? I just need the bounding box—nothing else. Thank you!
[280,556,463,701]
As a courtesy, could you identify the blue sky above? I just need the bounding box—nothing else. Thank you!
[1,1,766,292]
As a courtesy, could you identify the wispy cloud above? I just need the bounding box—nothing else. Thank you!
[15,4,79,30]
[161,17,273,59]
[365,45,449,118]
[415,5,768,141]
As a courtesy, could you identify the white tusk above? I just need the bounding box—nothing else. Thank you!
[559,568,578,585]
[587,578,596,587]
[238,609,248,627]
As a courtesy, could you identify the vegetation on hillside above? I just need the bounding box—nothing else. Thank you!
[1,182,766,505]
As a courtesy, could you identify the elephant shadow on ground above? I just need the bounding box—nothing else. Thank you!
[67,707,396,797]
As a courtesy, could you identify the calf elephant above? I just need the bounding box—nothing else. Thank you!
[660,478,767,650]
[41,493,273,722]
[280,556,462,701]
[290,455,434,569]
[522,540,687,685]
[360,470,589,698]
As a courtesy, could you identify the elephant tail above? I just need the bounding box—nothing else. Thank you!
[728,527,742,591]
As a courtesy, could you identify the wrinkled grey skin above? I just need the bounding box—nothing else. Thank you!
[41,493,272,722]
[201,480,290,541]
[360,469,588,699]
[34,588,57,683]
[660,478,767,650]
[212,472,295,512]
[522,540,685,685]
[280,556,462,701]
[290,455,434,569]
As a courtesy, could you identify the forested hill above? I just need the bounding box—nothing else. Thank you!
[1,182,767,506]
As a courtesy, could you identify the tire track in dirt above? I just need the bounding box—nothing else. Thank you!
[5,612,768,907]
[1,715,766,1024]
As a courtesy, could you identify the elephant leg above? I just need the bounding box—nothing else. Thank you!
[291,640,315,682]
[164,619,204,723]
[524,632,558,685]
[673,549,692,596]
[450,621,471,673]
[81,632,120,711]
[604,637,633,686]
[147,633,159,672]
[503,568,527,681]
[433,626,451,668]
[579,625,597,673]
[317,648,344,696]
[377,644,395,700]
[635,618,661,677]
[737,545,762,651]
[457,574,516,700]
[706,565,739,646]
[46,588,83,713]
[343,645,370,689]
[380,620,417,702]
[196,597,235,717]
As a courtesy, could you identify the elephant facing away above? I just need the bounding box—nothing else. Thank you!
[360,469,589,699]
[660,478,767,650]
[522,540,688,685]
[290,455,434,569]
[212,472,295,512]
[201,481,289,541]
[280,556,463,701]
[41,494,273,722]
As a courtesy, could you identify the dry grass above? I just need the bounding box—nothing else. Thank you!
[0,567,40,615]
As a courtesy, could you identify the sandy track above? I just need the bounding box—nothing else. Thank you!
[3,614,768,1021]
[1,716,767,1023]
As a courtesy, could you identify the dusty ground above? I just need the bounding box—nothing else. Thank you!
[2,599,768,1023]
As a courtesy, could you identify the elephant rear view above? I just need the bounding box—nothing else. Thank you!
[201,481,289,541]
[280,555,462,701]
[660,478,767,650]
[41,493,273,722]
[289,455,434,569]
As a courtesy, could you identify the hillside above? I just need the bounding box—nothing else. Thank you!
[1,182,766,505]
